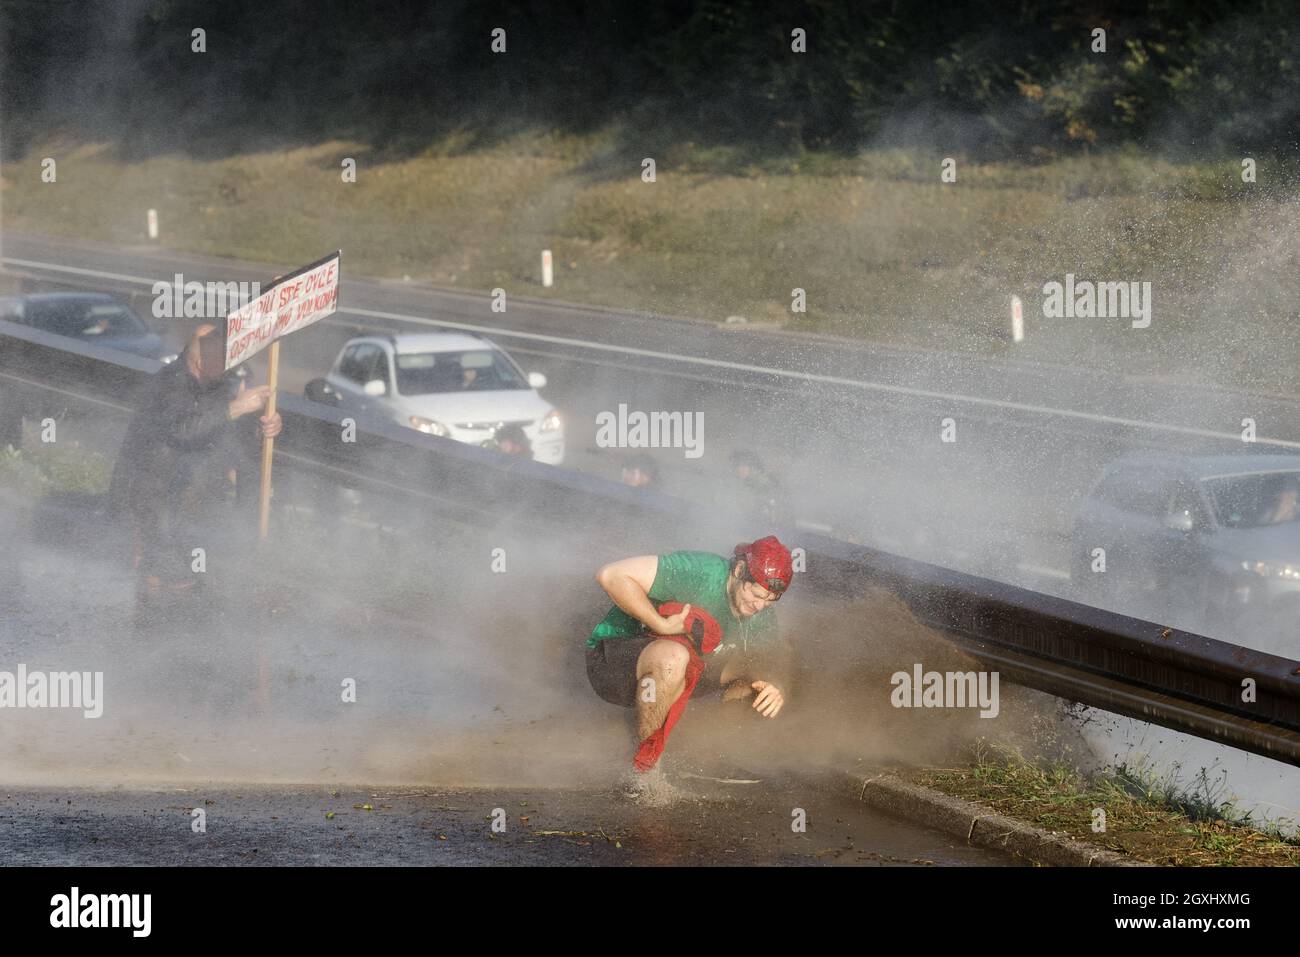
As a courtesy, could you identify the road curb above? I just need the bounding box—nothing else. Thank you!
[842,770,1142,867]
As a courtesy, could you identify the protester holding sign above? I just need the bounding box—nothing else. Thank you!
[109,323,281,632]
[108,249,339,630]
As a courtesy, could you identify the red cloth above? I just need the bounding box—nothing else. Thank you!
[633,603,722,772]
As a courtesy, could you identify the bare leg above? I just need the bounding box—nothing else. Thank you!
[635,639,690,742]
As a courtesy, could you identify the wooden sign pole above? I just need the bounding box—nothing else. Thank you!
[257,339,281,540]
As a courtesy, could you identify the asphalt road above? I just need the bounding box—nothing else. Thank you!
[0,781,1012,866]
[0,481,1031,867]
[7,231,1300,450]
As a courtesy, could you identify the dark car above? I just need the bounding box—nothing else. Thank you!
[0,293,177,363]
[1071,452,1300,646]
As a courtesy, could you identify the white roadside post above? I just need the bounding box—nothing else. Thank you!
[541,249,553,288]
[1010,294,1024,343]
[147,209,159,241]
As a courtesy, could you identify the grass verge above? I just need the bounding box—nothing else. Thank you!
[4,133,1299,392]
[0,439,113,499]
[911,742,1300,866]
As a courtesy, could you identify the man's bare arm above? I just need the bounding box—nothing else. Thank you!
[595,555,690,635]
[720,637,793,717]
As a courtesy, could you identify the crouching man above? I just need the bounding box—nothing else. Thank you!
[586,536,796,765]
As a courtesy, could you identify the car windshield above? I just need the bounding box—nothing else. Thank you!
[1204,472,1300,529]
[393,350,528,395]
[24,300,150,339]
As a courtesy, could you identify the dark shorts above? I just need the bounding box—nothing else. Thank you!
[586,637,725,707]
[586,637,653,707]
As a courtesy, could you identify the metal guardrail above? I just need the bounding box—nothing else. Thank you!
[5,311,1300,768]
[804,540,1300,764]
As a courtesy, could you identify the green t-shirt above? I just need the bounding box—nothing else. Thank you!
[587,550,777,653]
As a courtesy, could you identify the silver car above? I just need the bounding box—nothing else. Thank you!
[307,332,564,464]
[1071,452,1300,645]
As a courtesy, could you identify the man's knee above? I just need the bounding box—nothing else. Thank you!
[637,639,690,688]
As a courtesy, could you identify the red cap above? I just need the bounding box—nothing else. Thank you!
[734,535,794,594]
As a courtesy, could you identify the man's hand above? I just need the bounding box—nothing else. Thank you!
[258,412,282,439]
[229,382,272,420]
[651,602,692,635]
[751,680,784,718]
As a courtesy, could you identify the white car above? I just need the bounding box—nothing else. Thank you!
[313,332,564,464]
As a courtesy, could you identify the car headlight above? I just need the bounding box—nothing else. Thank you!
[159,353,179,365]
[539,410,562,433]
[1242,560,1300,580]
[409,416,449,437]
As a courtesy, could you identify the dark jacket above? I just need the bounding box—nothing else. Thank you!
[109,362,260,581]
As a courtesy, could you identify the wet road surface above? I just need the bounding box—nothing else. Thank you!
[1,780,1014,866]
